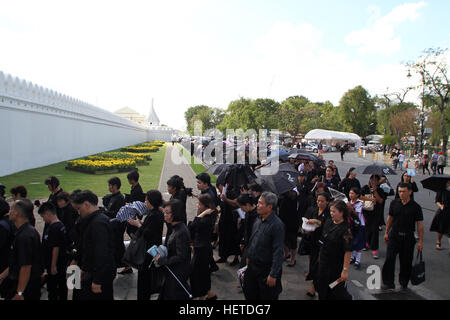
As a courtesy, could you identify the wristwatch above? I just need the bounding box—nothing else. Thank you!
[17,291,23,296]
[343,267,349,271]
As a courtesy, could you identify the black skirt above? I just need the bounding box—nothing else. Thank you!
[190,246,212,298]
[430,209,450,236]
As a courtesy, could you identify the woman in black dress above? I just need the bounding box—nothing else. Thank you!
[316,200,353,300]
[303,192,331,297]
[188,194,218,300]
[155,199,192,300]
[430,180,450,251]
[279,190,300,267]
[127,190,164,300]
[339,168,361,200]
[216,185,241,265]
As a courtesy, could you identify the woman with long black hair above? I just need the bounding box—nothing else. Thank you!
[316,200,353,300]
[188,194,218,300]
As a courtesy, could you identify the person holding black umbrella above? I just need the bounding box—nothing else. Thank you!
[430,180,450,251]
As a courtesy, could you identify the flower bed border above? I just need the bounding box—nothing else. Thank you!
[65,167,136,175]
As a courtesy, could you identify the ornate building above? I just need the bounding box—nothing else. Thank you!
[114,107,147,125]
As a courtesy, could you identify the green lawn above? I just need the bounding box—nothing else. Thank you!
[0,144,167,200]
[176,144,217,184]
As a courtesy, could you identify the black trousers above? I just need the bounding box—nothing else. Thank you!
[437,165,445,175]
[382,232,416,287]
[79,277,114,300]
[47,271,68,300]
[243,262,282,300]
[364,212,380,251]
[423,163,431,175]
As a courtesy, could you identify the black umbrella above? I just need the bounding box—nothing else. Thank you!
[355,163,397,176]
[421,175,450,192]
[255,163,300,195]
[205,163,231,175]
[216,164,257,189]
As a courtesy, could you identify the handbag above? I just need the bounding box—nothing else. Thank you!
[363,194,375,211]
[410,250,425,285]
[122,229,146,269]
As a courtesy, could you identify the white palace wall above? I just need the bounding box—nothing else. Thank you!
[0,71,173,176]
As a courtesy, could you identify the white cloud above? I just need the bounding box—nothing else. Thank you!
[345,1,427,56]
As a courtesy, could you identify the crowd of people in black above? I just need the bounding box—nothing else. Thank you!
[0,148,448,301]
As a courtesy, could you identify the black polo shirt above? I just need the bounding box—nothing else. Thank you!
[388,198,423,234]
[9,222,43,281]
[42,221,68,272]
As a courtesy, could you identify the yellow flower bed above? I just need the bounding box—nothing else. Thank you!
[67,159,136,171]
[121,146,159,153]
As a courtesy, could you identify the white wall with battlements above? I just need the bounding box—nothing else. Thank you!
[0,71,173,176]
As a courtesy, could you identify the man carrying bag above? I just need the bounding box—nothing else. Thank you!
[381,183,424,291]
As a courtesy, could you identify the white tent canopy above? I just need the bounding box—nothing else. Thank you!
[305,129,362,148]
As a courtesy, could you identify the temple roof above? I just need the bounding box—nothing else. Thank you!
[148,103,160,126]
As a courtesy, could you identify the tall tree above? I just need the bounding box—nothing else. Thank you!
[184,105,224,135]
[339,86,377,137]
[408,48,450,153]
[218,98,280,134]
[278,96,310,136]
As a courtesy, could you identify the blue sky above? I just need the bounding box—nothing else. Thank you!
[0,0,449,130]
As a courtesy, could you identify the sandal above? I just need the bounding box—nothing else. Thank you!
[436,242,443,250]
[306,291,316,298]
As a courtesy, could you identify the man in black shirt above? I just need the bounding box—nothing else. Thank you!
[70,190,116,300]
[381,183,424,290]
[45,176,64,220]
[196,173,219,207]
[244,192,285,300]
[125,170,145,204]
[103,177,127,272]
[39,202,68,300]
[0,199,43,300]
[103,177,126,219]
